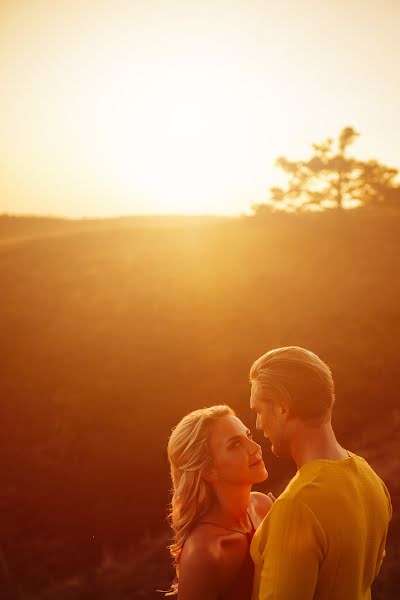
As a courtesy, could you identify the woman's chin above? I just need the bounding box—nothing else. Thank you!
[254,466,268,483]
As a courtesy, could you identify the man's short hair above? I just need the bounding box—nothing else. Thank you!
[250,346,335,420]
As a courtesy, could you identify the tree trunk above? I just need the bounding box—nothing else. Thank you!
[336,172,343,209]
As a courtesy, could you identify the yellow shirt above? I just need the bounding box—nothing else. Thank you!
[250,452,392,600]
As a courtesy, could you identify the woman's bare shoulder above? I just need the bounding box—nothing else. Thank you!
[180,530,221,580]
[179,524,249,595]
[178,533,221,599]
[182,524,248,563]
[250,491,275,521]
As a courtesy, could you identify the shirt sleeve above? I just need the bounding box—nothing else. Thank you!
[258,498,327,600]
[375,481,393,577]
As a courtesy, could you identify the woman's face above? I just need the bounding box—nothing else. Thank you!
[206,415,268,485]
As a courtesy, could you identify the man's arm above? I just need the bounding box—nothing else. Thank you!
[375,481,393,577]
[258,498,327,600]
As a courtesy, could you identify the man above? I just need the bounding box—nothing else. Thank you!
[249,346,392,600]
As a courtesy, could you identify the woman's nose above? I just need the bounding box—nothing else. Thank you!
[250,439,261,454]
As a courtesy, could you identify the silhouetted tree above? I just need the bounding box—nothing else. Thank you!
[253,127,400,213]
[357,160,399,205]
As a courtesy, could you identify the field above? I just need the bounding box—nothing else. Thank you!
[0,212,399,599]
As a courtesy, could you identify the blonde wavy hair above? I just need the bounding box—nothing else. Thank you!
[166,404,235,595]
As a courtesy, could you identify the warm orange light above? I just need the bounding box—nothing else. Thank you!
[1,1,400,216]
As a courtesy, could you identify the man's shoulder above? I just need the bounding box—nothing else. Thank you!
[277,453,392,519]
[350,452,393,516]
[267,462,345,511]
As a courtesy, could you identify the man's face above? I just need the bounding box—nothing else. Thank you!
[250,380,289,458]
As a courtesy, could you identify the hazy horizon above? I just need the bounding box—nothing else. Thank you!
[2,0,400,217]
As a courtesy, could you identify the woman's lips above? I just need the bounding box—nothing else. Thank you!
[250,458,263,467]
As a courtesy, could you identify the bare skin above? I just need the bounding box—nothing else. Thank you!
[179,492,273,600]
[177,415,275,600]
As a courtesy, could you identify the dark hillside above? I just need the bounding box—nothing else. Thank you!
[0,212,398,598]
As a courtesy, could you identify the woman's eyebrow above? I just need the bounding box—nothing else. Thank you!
[226,429,251,444]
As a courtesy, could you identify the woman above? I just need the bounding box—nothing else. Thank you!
[166,404,274,599]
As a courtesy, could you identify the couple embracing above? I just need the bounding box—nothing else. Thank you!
[166,346,392,599]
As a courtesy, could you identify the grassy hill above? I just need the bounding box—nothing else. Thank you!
[0,212,398,598]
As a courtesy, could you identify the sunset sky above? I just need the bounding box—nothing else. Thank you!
[1,0,399,217]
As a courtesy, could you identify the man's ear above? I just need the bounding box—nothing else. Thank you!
[279,400,292,421]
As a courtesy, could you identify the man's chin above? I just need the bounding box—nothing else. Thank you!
[270,443,284,458]
[271,445,290,459]
[264,437,287,459]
